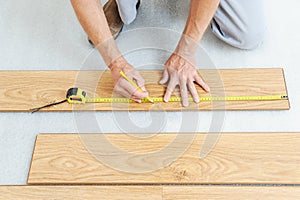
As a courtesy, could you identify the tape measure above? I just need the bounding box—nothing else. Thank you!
[30,87,289,113]
[66,88,289,104]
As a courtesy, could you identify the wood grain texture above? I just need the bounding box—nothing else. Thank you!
[163,186,300,200]
[0,186,162,200]
[1,186,299,200]
[28,133,300,184]
[0,69,289,111]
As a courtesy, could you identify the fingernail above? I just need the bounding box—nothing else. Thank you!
[134,99,141,103]
[206,86,210,92]
[164,98,169,103]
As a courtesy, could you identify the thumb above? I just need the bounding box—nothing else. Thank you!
[133,72,147,92]
[159,69,169,84]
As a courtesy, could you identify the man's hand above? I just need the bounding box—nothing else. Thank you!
[158,0,219,107]
[159,53,210,107]
[110,58,148,103]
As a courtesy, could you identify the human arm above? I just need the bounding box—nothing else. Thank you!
[70,0,148,101]
[160,0,220,107]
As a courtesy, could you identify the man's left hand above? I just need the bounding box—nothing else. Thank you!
[159,53,210,107]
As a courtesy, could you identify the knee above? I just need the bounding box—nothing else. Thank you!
[235,26,265,50]
[212,19,265,50]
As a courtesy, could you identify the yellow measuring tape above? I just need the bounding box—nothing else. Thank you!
[30,87,289,113]
[66,88,289,104]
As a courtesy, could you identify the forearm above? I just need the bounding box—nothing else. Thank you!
[70,0,122,67]
[176,0,220,55]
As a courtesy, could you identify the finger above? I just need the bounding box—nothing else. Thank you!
[135,79,146,92]
[115,86,131,99]
[188,80,200,103]
[195,76,210,92]
[164,78,177,102]
[159,69,169,84]
[116,86,142,103]
[179,78,189,107]
[131,97,142,103]
[132,71,146,90]
[129,71,148,92]
[130,88,149,100]
[119,79,149,99]
[131,91,149,101]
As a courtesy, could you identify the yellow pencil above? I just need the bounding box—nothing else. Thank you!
[120,71,154,103]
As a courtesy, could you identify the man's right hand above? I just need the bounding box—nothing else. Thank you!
[109,57,149,103]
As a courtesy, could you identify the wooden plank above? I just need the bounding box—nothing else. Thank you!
[163,186,300,200]
[0,186,162,200]
[28,133,300,184]
[1,186,300,200]
[0,69,289,111]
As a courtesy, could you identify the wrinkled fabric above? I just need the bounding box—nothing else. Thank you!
[115,0,138,24]
[211,0,265,49]
[114,0,265,49]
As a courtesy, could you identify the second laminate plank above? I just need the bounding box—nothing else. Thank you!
[28,133,300,184]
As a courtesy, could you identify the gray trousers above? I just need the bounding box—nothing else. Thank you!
[116,0,265,50]
[211,0,265,49]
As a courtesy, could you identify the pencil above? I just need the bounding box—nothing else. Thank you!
[120,71,154,103]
